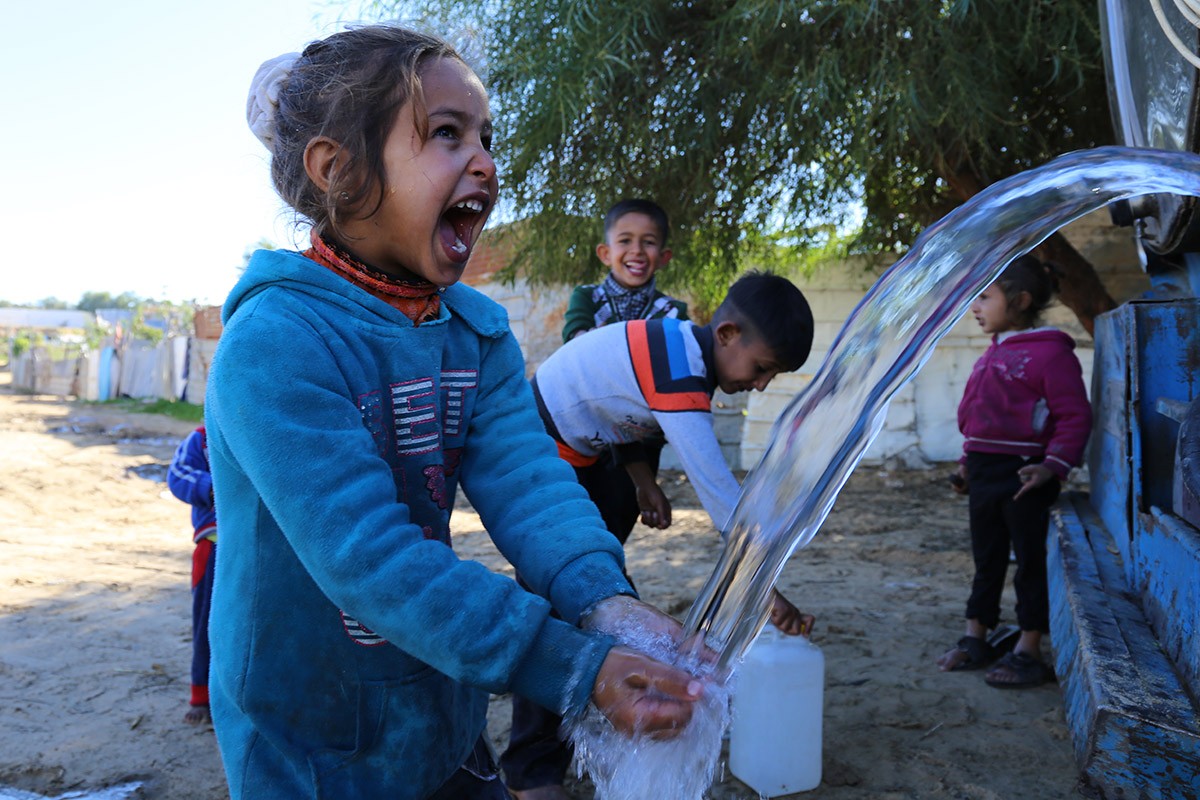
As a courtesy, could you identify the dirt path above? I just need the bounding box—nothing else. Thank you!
[0,371,1084,798]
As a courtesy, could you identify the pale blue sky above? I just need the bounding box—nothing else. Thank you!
[1,0,367,306]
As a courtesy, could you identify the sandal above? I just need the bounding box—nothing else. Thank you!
[985,651,1051,689]
[940,635,995,671]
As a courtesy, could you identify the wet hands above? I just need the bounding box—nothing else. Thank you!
[582,595,715,738]
[770,589,815,636]
[582,594,684,645]
[592,646,703,740]
[1014,463,1054,500]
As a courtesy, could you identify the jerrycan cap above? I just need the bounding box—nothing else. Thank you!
[756,625,819,647]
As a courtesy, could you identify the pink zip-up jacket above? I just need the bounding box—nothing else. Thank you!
[958,327,1092,479]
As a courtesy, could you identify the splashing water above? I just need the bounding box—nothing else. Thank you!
[571,146,1200,799]
[684,146,1200,670]
[568,626,732,800]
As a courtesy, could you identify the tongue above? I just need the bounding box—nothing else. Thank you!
[439,214,472,260]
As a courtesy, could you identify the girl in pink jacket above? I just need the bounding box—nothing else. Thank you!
[937,255,1092,689]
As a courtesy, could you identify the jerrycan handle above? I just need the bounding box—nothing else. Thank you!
[756,623,820,652]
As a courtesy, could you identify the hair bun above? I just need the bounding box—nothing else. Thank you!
[247,52,300,152]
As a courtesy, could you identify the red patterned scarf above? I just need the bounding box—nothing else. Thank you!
[304,232,441,325]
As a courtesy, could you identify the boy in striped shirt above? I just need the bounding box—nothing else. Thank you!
[503,272,817,799]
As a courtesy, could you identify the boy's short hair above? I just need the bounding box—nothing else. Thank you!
[604,199,670,244]
[712,272,814,372]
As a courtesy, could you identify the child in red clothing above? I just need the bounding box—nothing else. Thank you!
[167,426,216,724]
[937,256,1092,688]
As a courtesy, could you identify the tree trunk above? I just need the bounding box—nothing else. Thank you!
[934,152,1117,337]
[1032,234,1117,337]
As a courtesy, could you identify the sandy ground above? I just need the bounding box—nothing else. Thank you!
[0,370,1088,799]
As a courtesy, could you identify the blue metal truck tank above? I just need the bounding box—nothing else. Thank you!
[1047,2,1200,795]
[1049,295,1200,796]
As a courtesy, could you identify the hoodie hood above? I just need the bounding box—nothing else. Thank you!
[223,249,509,339]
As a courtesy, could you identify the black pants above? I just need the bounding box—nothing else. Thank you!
[428,736,509,800]
[500,446,657,789]
[572,444,661,546]
[964,452,1060,632]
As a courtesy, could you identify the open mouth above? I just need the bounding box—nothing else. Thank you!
[440,198,487,260]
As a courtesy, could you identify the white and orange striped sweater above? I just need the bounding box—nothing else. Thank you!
[533,317,741,532]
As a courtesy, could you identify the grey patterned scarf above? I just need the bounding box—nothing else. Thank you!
[602,273,658,322]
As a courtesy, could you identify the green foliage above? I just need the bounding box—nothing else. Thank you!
[76,295,194,343]
[76,291,143,313]
[83,318,113,350]
[133,398,205,423]
[11,330,35,359]
[130,311,164,345]
[93,397,205,424]
[363,0,1111,308]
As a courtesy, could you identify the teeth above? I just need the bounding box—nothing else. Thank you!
[454,199,484,212]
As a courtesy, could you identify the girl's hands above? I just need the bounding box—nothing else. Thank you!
[591,646,702,740]
[770,589,815,636]
[1014,463,1055,500]
[582,594,683,643]
[950,463,969,494]
[583,595,710,739]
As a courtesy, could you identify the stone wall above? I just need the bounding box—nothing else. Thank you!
[468,279,573,378]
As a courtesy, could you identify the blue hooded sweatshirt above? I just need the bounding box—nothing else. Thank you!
[167,426,216,542]
[205,249,633,798]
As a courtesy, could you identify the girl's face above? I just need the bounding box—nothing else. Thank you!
[970,284,1016,335]
[340,57,498,287]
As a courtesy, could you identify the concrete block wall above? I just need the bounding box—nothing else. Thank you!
[471,280,572,378]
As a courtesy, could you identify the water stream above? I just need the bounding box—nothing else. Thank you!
[572,145,1200,798]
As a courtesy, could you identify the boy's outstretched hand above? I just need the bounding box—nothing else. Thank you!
[625,461,672,529]
[637,482,673,529]
[770,589,815,637]
[592,646,703,740]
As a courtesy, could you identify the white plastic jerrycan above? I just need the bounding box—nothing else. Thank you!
[729,627,825,796]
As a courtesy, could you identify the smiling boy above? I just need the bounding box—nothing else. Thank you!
[562,199,689,342]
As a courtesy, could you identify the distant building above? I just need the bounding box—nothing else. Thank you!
[94,308,134,332]
[0,307,93,336]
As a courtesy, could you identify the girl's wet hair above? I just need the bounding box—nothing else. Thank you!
[268,26,463,239]
[996,255,1061,328]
